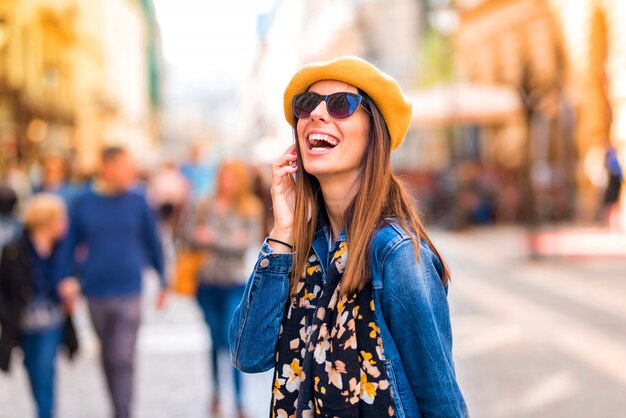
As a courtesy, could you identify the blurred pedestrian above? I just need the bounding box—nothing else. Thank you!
[56,146,166,418]
[3,159,32,207]
[230,56,468,417]
[147,159,190,228]
[599,146,623,230]
[33,153,66,194]
[181,144,216,201]
[0,193,79,418]
[190,160,262,418]
[0,185,21,256]
[33,152,86,208]
[147,159,191,281]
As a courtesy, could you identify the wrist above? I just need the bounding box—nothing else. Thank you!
[269,228,293,244]
[268,229,294,253]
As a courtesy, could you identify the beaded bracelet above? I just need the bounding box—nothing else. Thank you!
[267,237,295,251]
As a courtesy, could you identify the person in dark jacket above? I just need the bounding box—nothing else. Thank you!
[0,184,21,255]
[0,193,79,418]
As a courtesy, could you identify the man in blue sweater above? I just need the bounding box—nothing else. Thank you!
[57,147,166,418]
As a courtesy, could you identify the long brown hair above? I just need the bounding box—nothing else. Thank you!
[291,91,450,295]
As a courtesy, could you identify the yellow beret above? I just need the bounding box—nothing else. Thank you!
[283,56,412,150]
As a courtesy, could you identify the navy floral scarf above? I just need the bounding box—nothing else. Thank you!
[270,241,395,418]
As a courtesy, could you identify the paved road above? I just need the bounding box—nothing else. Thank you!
[0,274,273,418]
[440,227,626,418]
[1,226,625,417]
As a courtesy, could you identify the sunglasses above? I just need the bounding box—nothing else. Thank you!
[292,92,370,119]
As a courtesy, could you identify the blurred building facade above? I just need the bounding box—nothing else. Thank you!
[455,0,626,223]
[0,0,160,173]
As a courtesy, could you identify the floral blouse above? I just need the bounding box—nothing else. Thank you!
[271,241,395,418]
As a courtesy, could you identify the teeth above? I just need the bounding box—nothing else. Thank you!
[308,133,338,146]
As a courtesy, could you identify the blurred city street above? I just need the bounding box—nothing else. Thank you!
[442,227,626,418]
[1,226,625,418]
[2,0,626,417]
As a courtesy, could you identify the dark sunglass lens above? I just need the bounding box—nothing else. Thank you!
[293,93,322,118]
[328,93,359,118]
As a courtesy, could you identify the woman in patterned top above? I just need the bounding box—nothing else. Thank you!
[191,160,263,418]
[230,57,468,417]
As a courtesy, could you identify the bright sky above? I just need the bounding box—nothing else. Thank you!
[153,0,275,85]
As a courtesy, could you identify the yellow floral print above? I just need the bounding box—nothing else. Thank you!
[271,243,394,417]
[282,359,304,393]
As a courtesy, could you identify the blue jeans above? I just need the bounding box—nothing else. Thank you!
[21,326,63,418]
[196,284,245,408]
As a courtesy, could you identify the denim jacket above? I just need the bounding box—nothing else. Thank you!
[229,222,469,417]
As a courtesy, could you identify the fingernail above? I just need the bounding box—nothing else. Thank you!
[292,163,297,168]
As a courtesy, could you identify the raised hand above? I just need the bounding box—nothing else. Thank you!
[269,144,298,252]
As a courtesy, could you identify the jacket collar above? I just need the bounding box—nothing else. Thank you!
[311,224,347,277]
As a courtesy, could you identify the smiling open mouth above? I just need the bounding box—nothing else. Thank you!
[308,133,338,151]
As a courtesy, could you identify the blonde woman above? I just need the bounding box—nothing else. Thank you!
[230,57,468,417]
[191,160,262,418]
[0,193,79,418]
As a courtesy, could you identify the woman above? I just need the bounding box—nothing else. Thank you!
[0,193,79,418]
[230,56,468,417]
[191,160,263,418]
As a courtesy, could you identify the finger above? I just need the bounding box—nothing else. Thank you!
[285,143,297,155]
[273,158,298,178]
[273,163,298,181]
[274,145,298,166]
[272,153,298,171]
